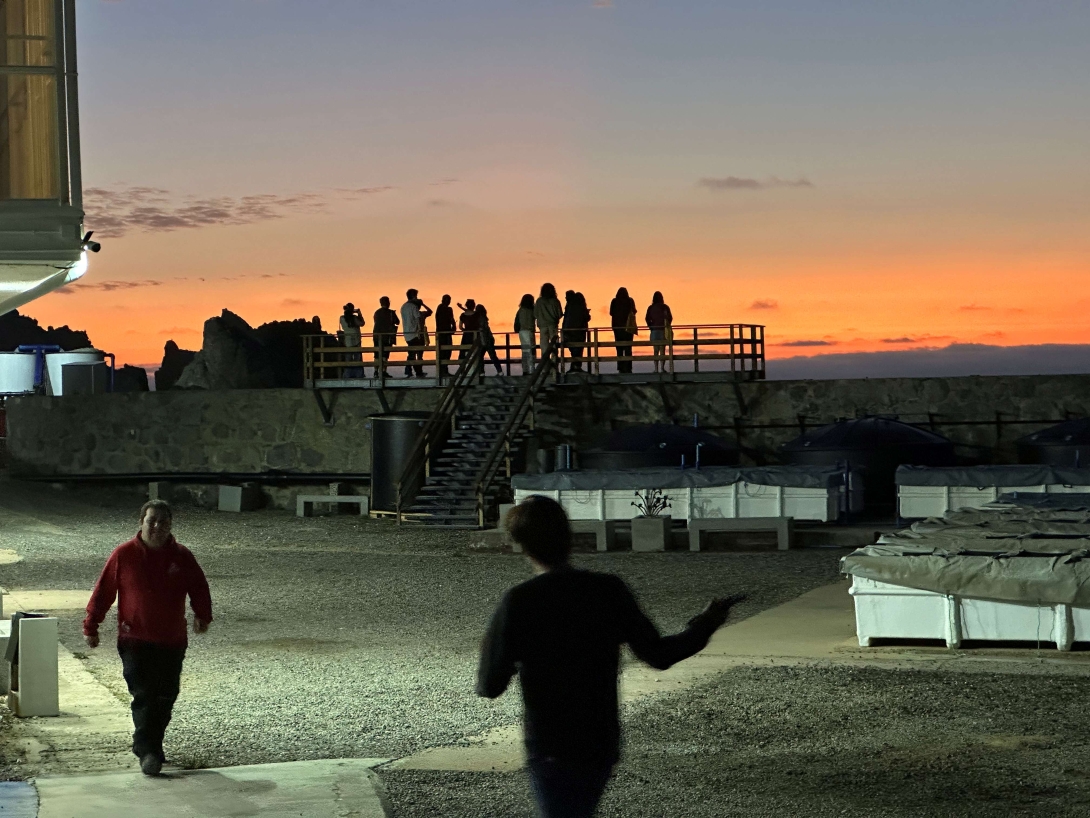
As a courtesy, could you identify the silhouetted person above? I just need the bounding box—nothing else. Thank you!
[534,283,562,352]
[645,291,673,374]
[373,296,399,378]
[609,287,637,374]
[514,293,537,375]
[478,496,743,818]
[435,294,457,377]
[401,288,432,378]
[339,302,366,378]
[475,303,504,375]
[562,290,591,373]
[458,298,479,362]
[84,500,212,777]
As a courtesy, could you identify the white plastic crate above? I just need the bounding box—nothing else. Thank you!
[898,483,1090,519]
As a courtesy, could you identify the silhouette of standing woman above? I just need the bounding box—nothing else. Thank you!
[609,287,637,374]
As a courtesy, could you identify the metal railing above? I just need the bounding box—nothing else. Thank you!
[394,339,485,523]
[303,323,765,386]
[472,343,560,527]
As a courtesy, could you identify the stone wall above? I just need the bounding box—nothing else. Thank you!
[5,374,1090,479]
[5,388,439,477]
[534,374,1090,464]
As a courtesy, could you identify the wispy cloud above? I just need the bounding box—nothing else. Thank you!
[429,177,459,187]
[778,339,837,347]
[698,176,814,191]
[335,186,396,200]
[158,326,199,336]
[53,278,163,295]
[881,337,917,344]
[592,0,614,7]
[85,186,330,238]
[749,299,779,310]
[959,303,992,311]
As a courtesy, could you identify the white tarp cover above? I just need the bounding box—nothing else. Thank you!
[511,465,849,492]
[0,258,86,317]
[844,502,1090,604]
[895,464,1090,487]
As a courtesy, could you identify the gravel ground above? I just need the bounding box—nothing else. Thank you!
[381,665,1090,817]
[0,479,844,772]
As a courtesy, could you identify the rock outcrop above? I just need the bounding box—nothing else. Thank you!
[155,340,197,391]
[0,309,92,351]
[113,364,150,392]
[171,311,326,390]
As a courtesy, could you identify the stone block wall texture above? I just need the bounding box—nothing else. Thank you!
[5,389,439,477]
[5,374,1090,477]
[534,374,1090,464]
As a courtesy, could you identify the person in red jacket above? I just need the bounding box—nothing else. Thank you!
[83,499,212,776]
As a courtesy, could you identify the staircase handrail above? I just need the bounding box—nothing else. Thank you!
[471,343,559,527]
[395,339,485,523]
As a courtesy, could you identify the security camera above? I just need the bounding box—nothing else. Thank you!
[82,231,102,253]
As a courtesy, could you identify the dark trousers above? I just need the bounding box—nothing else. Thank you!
[613,329,634,373]
[458,331,476,361]
[118,640,186,760]
[405,335,426,377]
[484,342,503,374]
[564,329,587,370]
[436,332,454,375]
[528,757,613,818]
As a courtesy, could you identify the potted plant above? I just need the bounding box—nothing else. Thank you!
[630,489,672,552]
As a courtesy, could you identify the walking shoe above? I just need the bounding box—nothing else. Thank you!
[140,753,162,776]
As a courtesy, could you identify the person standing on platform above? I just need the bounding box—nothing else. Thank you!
[83,500,212,777]
[338,302,366,378]
[514,293,537,375]
[435,294,457,377]
[562,290,591,373]
[401,289,432,378]
[478,496,744,818]
[372,296,399,378]
[609,287,638,374]
[457,298,479,363]
[644,291,673,374]
[475,303,505,375]
[534,283,563,352]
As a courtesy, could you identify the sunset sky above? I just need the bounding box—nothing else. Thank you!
[25,0,1090,368]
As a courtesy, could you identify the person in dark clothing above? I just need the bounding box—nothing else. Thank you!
[608,287,637,374]
[401,288,432,378]
[475,303,505,375]
[478,496,742,818]
[372,296,400,378]
[84,500,213,777]
[457,298,479,362]
[562,290,591,373]
[644,290,673,374]
[435,294,457,377]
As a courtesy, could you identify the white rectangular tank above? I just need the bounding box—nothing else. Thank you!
[0,352,36,395]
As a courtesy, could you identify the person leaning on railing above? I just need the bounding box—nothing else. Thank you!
[457,298,479,364]
[514,293,537,375]
[339,302,366,378]
[372,296,399,378]
[645,291,673,374]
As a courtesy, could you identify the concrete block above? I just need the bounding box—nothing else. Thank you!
[8,616,59,717]
[631,516,670,552]
[147,481,174,501]
[498,504,515,527]
[218,484,263,512]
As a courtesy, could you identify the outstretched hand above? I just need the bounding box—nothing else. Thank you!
[695,593,747,630]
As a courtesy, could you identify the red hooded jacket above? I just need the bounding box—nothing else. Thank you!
[83,534,213,648]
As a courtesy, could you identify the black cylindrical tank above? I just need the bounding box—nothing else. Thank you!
[580,424,740,470]
[369,412,432,512]
[1016,418,1090,467]
[781,417,955,507]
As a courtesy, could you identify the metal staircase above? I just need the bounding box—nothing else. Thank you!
[398,346,559,528]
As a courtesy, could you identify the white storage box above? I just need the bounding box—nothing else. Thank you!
[849,576,1087,651]
[897,465,1090,519]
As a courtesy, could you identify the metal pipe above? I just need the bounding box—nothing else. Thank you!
[15,471,372,484]
[63,0,83,211]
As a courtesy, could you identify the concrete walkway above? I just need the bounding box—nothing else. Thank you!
[33,758,390,818]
